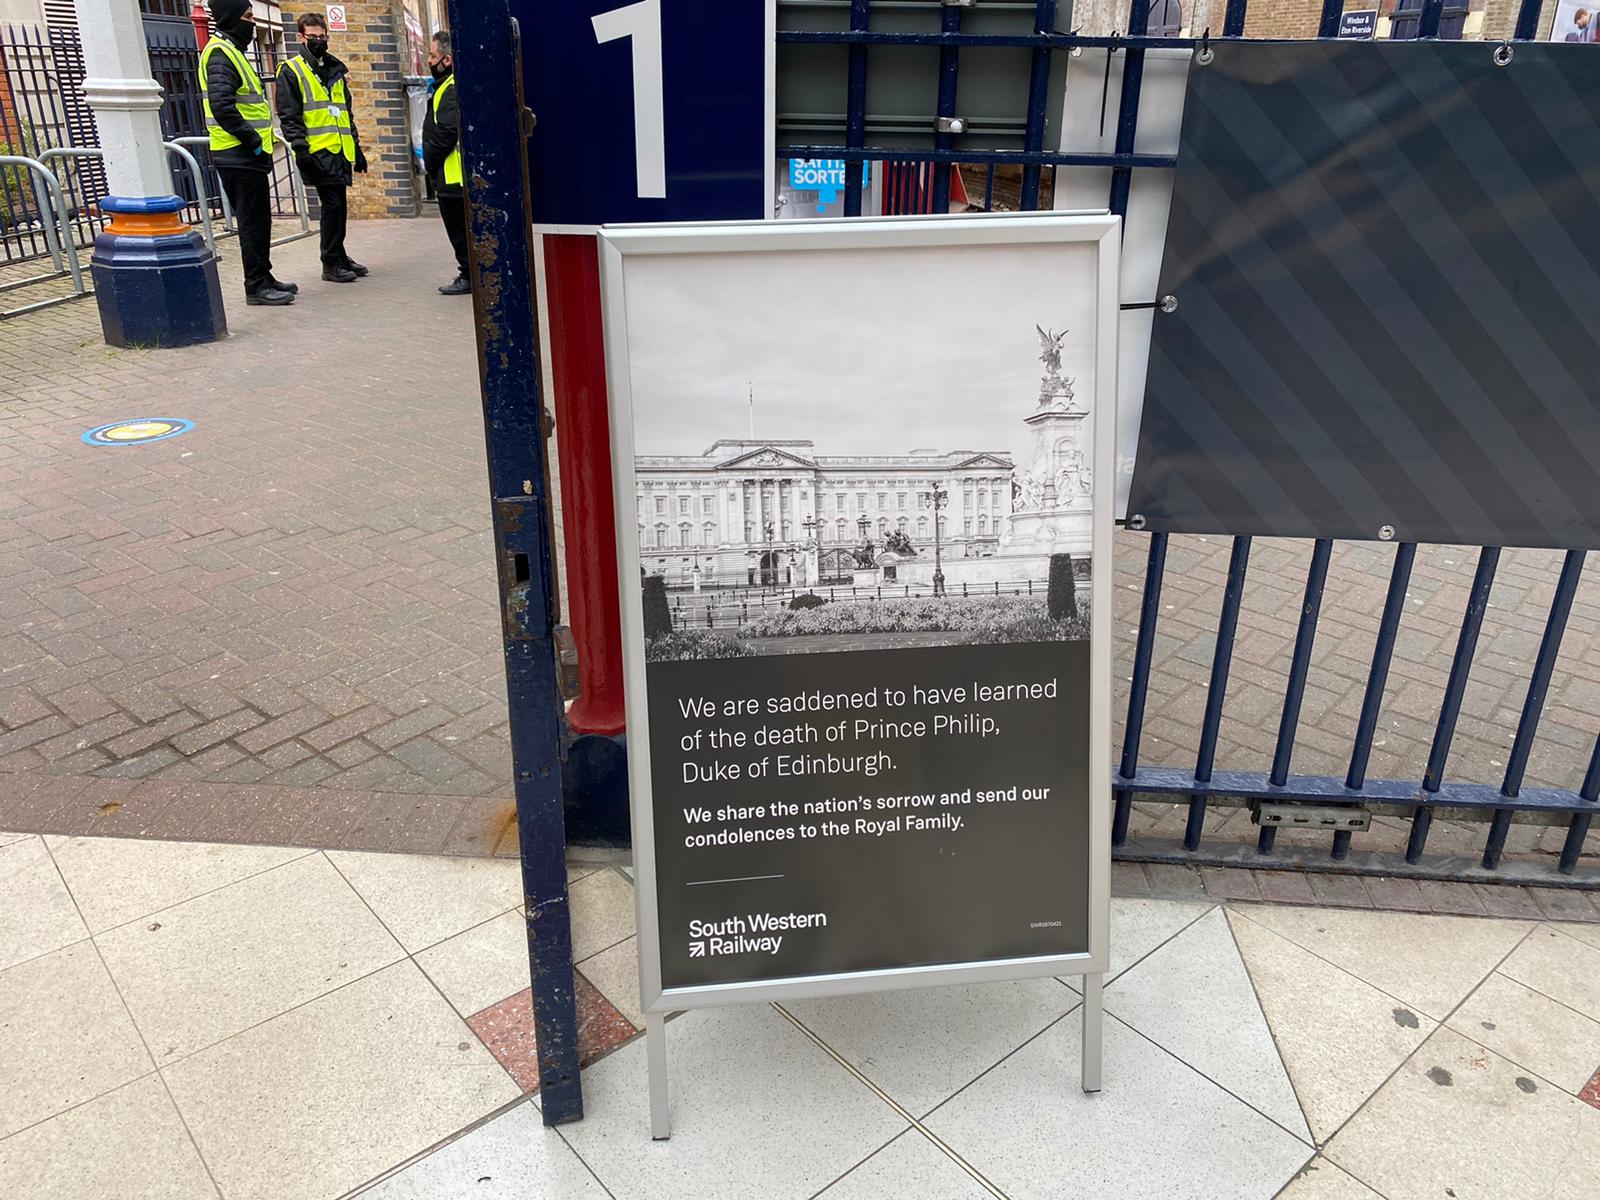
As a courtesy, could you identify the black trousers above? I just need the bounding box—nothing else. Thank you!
[217,167,273,296]
[315,183,348,267]
[438,193,468,277]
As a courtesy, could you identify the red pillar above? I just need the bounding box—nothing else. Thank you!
[544,233,626,736]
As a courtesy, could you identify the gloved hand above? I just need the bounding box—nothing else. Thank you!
[295,151,315,176]
[354,147,368,174]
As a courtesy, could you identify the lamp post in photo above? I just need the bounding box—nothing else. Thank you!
[921,480,949,597]
[763,520,776,589]
[802,514,822,588]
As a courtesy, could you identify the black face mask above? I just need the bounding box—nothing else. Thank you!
[429,59,450,80]
[304,36,329,57]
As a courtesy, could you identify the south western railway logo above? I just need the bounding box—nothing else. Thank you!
[687,911,827,958]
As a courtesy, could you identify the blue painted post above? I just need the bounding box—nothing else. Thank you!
[1116,533,1168,845]
[448,0,583,1124]
[1417,0,1445,37]
[1483,550,1586,869]
[1317,0,1344,37]
[1223,0,1250,35]
[1407,547,1501,864]
[1018,0,1058,211]
[76,0,225,347]
[1188,537,1252,851]
[930,0,963,214]
[1107,0,1150,221]
[844,0,870,216]
[1514,0,1543,39]
[1258,538,1332,855]
[1337,542,1417,860]
[1560,738,1600,874]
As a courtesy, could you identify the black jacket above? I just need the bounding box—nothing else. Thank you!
[421,69,461,196]
[203,26,272,172]
[276,51,364,188]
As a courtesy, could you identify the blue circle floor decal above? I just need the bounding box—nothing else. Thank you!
[82,419,194,447]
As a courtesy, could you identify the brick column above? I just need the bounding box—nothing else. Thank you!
[302,0,420,218]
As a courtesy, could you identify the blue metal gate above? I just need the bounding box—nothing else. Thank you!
[773,0,1595,888]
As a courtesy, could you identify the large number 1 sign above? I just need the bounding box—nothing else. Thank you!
[591,0,667,200]
[515,0,773,229]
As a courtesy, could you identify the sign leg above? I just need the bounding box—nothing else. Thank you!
[1081,972,1104,1093]
[647,1012,671,1139]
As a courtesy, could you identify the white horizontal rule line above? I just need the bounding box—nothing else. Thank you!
[685,874,786,886]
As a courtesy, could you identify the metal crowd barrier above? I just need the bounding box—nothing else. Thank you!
[0,153,87,317]
[39,144,231,255]
[2,134,314,318]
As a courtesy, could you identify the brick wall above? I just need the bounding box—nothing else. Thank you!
[292,1,418,218]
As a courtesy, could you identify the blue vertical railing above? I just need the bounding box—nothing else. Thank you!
[1482,550,1585,868]
[1115,533,1166,845]
[1338,542,1417,860]
[1187,537,1250,850]
[1408,547,1500,863]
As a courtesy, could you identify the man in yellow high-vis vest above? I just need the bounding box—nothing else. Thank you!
[276,12,369,283]
[202,0,295,305]
[422,31,468,296]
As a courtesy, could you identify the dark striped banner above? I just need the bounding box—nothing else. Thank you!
[1128,41,1600,550]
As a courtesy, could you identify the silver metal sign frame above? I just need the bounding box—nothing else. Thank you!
[598,211,1119,1138]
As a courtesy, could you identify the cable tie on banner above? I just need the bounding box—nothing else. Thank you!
[1493,41,1513,67]
[1197,28,1214,66]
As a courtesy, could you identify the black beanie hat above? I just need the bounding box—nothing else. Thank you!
[210,0,251,30]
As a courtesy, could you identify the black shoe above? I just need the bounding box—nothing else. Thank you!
[342,259,369,277]
[438,274,470,296]
[322,267,359,283]
[246,287,295,306]
[268,277,298,294]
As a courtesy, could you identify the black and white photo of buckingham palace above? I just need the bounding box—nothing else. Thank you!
[635,440,1017,588]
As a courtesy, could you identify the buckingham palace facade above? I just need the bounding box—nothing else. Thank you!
[636,440,1016,586]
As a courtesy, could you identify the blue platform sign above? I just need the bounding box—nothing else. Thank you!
[513,0,773,229]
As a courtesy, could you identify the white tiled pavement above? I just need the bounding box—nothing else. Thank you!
[2,826,1598,1199]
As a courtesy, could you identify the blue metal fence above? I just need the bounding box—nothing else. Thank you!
[776,0,1595,883]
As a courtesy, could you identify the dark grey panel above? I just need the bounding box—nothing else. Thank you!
[1128,41,1600,549]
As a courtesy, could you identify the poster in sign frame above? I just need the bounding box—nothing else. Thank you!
[599,212,1118,1135]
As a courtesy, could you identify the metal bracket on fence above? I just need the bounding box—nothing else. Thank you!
[0,154,87,312]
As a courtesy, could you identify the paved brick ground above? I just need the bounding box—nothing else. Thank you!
[1,222,523,820]
[0,217,1594,881]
